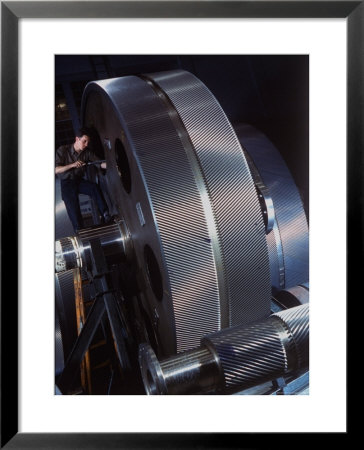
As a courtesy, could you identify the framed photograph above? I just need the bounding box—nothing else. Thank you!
[1,1,356,447]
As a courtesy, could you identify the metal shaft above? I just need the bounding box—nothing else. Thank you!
[55,220,131,273]
[139,344,221,395]
[139,304,309,395]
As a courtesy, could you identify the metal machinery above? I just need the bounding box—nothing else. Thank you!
[55,70,309,395]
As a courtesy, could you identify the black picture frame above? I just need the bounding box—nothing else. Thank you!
[1,1,356,448]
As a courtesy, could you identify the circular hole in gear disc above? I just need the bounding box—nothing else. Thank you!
[144,245,163,302]
[115,138,132,194]
[86,126,104,159]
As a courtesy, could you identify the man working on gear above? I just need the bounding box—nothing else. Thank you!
[55,127,112,233]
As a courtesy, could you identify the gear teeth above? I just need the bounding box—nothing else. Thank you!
[83,71,272,355]
[273,304,309,368]
[235,124,309,291]
[203,304,309,391]
[149,70,271,328]
[204,321,287,390]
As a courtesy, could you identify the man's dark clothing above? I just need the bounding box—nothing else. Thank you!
[60,179,108,233]
[56,144,108,232]
[55,144,99,180]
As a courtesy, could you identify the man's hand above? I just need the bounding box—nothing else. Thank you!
[72,160,85,168]
[55,160,85,175]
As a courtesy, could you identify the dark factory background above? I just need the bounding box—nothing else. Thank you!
[55,54,309,217]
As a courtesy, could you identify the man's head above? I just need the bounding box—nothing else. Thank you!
[74,128,90,152]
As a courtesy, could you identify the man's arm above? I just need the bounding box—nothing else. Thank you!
[55,160,85,174]
[55,146,86,174]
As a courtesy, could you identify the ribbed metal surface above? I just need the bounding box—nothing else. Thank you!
[83,75,220,354]
[78,223,120,240]
[148,70,271,327]
[58,237,78,271]
[120,81,222,350]
[242,148,285,290]
[82,71,271,355]
[266,222,285,289]
[203,303,309,390]
[203,321,287,389]
[55,270,78,362]
[234,123,309,290]
[84,75,270,354]
[273,304,309,368]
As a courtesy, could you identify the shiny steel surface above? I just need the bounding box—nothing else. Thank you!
[56,236,82,273]
[55,222,128,273]
[77,221,128,268]
[235,124,309,292]
[82,71,271,355]
[274,284,309,309]
[204,319,288,390]
[273,304,309,369]
[147,71,271,328]
[139,303,309,394]
[203,303,309,391]
[139,343,221,395]
[139,343,168,395]
[242,149,275,235]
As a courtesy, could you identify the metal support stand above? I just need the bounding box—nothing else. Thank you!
[56,237,130,394]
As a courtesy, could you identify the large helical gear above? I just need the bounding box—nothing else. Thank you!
[55,69,309,395]
[82,70,272,356]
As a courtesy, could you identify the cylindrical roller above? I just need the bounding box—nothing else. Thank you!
[235,123,309,293]
[139,344,220,395]
[139,304,309,394]
[56,236,83,273]
[273,284,309,309]
[204,320,290,390]
[82,70,271,356]
[272,303,309,369]
[204,304,309,392]
[55,221,130,273]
